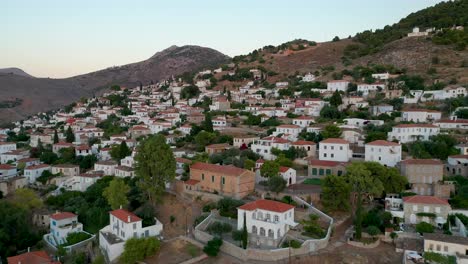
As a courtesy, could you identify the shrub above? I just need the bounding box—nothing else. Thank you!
[203,237,223,257]
[120,237,161,264]
[415,222,434,234]
[63,232,92,246]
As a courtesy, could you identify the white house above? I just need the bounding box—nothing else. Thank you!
[372,73,390,80]
[99,209,163,263]
[0,164,17,179]
[365,140,401,167]
[327,80,349,92]
[401,109,442,123]
[292,116,315,128]
[357,83,386,96]
[237,199,298,247]
[319,138,352,162]
[212,116,227,130]
[46,212,83,246]
[75,145,93,157]
[94,161,118,176]
[251,136,291,160]
[387,124,440,143]
[0,142,16,155]
[279,166,296,186]
[434,119,468,130]
[302,73,316,82]
[272,124,301,140]
[24,164,51,184]
[114,166,135,178]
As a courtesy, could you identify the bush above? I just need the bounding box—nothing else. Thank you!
[366,226,381,238]
[63,232,92,246]
[415,222,434,234]
[423,252,457,264]
[120,237,161,264]
[203,237,223,257]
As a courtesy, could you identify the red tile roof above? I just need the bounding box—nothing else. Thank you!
[394,124,438,128]
[292,140,315,146]
[25,164,50,170]
[320,138,349,144]
[308,159,346,167]
[449,155,468,159]
[403,195,449,205]
[238,199,295,213]
[190,162,248,177]
[7,250,59,264]
[366,140,400,146]
[436,119,468,124]
[400,159,443,165]
[0,164,15,170]
[279,166,292,173]
[277,124,301,129]
[185,179,200,186]
[402,109,441,113]
[50,212,77,221]
[110,209,142,223]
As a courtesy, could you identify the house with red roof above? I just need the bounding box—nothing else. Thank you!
[251,136,291,160]
[237,199,298,247]
[318,138,352,162]
[24,164,51,184]
[273,124,302,141]
[292,116,315,128]
[0,164,17,179]
[186,162,255,199]
[43,211,94,250]
[364,140,401,167]
[0,141,16,155]
[387,124,440,143]
[99,208,163,262]
[403,195,451,227]
[7,250,60,264]
[401,109,442,123]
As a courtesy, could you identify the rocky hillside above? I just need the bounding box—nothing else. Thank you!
[0,68,34,78]
[0,45,230,124]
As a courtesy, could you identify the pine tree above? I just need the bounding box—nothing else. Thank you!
[65,126,74,143]
[242,213,248,249]
[203,113,213,133]
[53,130,59,144]
[119,141,131,159]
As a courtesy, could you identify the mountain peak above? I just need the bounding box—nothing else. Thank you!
[0,67,34,78]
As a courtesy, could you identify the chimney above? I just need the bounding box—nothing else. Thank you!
[120,205,122,209]
[128,215,131,223]
[27,247,30,252]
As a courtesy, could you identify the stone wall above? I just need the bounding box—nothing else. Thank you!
[193,196,333,261]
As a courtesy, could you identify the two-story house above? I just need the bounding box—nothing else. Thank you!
[99,209,163,262]
[318,138,352,162]
[46,212,83,246]
[24,164,51,184]
[403,195,451,227]
[237,199,298,247]
[387,124,440,143]
[365,140,401,167]
[186,162,255,199]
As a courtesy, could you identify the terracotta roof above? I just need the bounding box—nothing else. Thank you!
[176,157,192,164]
[366,140,400,146]
[238,199,295,213]
[256,159,265,163]
[320,138,349,144]
[75,145,90,150]
[328,80,348,83]
[449,155,468,159]
[436,119,468,124]
[115,166,134,172]
[7,250,59,264]
[402,109,441,113]
[279,166,292,173]
[0,164,15,170]
[400,159,443,165]
[53,142,74,147]
[50,212,77,221]
[277,124,301,129]
[110,209,141,223]
[292,140,315,146]
[293,116,315,120]
[206,143,231,149]
[190,162,248,176]
[185,179,200,186]
[25,164,50,170]
[403,195,449,205]
[0,142,15,145]
[394,124,438,128]
[308,159,345,167]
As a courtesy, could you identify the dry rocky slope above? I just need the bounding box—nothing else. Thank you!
[0,45,230,124]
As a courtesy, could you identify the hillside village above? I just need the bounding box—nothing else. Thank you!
[2,5,468,264]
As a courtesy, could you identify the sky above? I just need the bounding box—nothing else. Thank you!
[2,0,444,78]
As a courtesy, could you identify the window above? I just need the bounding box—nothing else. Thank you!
[202,174,204,180]
[324,146,327,149]
[52,221,56,226]
[436,245,441,251]
[323,153,327,158]
[331,146,334,150]
[429,244,433,250]
[435,207,441,213]
[340,146,343,150]
[444,246,448,252]
[211,175,215,182]
[133,223,136,229]
[222,177,225,185]
[424,206,429,212]
[413,205,418,211]
[319,169,324,176]
[326,169,331,175]
[331,154,334,158]
[312,168,317,175]
[274,215,279,222]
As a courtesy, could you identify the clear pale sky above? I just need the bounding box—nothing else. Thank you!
[2,0,444,78]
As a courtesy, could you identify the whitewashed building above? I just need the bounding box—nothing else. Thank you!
[0,142,16,155]
[387,124,440,143]
[237,200,298,247]
[319,138,352,162]
[251,136,291,160]
[365,140,401,167]
[99,209,163,263]
[327,80,349,92]
[401,109,442,122]
[24,164,51,184]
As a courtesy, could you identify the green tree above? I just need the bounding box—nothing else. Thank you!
[242,212,248,249]
[345,162,384,239]
[120,237,161,264]
[416,222,434,234]
[203,113,214,133]
[53,129,59,144]
[321,174,351,212]
[135,134,176,206]
[11,188,43,210]
[260,160,279,178]
[110,141,132,161]
[203,237,223,257]
[321,125,342,139]
[103,178,130,209]
[330,91,343,107]
[268,176,287,193]
[194,131,216,151]
[366,225,380,239]
[65,126,75,143]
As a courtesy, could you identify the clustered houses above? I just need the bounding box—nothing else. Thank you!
[4,47,468,261]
